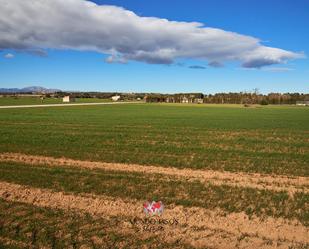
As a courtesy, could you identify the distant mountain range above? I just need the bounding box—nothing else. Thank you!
[0,86,61,93]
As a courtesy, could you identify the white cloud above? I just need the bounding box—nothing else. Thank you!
[4,53,14,59]
[0,0,304,67]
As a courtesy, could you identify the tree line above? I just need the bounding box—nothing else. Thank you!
[145,92,309,105]
[1,91,308,105]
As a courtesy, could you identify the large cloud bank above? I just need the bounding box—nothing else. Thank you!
[0,0,304,67]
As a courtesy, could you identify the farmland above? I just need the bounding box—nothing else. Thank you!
[0,97,111,106]
[0,103,308,248]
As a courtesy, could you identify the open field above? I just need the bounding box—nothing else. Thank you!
[0,97,112,106]
[0,103,308,175]
[0,103,308,248]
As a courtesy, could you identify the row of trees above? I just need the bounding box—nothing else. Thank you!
[53,92,146,101]
[2,91,308,105]
[145,92,309,105]
[203,92,309,105]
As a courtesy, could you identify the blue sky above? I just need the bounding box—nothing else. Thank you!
[1,0,308,93]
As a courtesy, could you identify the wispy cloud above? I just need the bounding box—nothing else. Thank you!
[105,54,127,64]
[0,0,304,68]
[4,53,14,59]
[208,61,224,68]
[262,67,294,72]
[240,66,294,72]
[189,65,206,69]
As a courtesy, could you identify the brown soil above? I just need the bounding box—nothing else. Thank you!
[0,152,308,195]
[0,181,308,249]
[0,236,44,249]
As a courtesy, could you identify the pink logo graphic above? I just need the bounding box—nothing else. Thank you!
[143,201,164,216]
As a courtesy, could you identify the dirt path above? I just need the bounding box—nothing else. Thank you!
[0,181,307,249]
[0,152,308,195]
[0,101,141,109]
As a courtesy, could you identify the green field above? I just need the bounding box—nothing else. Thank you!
[0,97,111,106]
[0,104,308,176]
[0,103,308,248]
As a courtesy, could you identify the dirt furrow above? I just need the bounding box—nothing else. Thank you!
[0,181,307,249]
[0,236,51,249]
[0,152,308,194]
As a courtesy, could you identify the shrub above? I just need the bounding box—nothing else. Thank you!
[260,100,269,105]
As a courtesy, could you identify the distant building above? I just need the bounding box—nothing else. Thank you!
[296,101,309,106]
[194,98,203,104]
[181,96,189,103]
[63,96,75,103]
[166,96,175,103]
[145,93,204,103]
[111,95,121,101]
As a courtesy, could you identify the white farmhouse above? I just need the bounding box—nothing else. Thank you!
[63,96,75,103]
[111,95,121,101]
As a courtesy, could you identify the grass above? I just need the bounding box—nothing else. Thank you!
[0,96,112,106]
[0,103,308,176]
[0,161,307,225]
